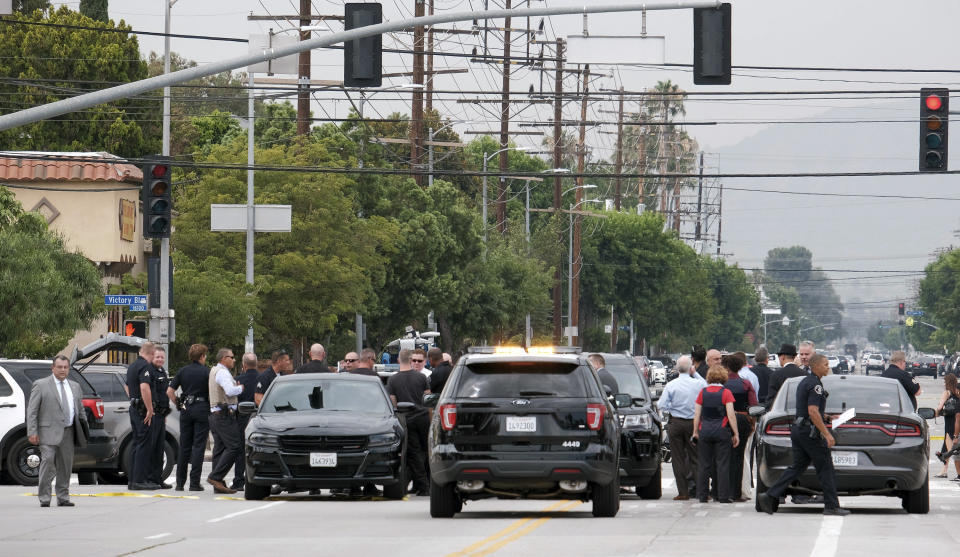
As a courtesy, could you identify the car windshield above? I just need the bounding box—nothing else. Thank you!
[605,363,649,399]
[261,380,391,414]
[783,379,902,414]
[455,362,587,398]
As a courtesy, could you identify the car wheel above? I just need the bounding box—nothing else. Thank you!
[637,464,662,500]
[160,438,176,482]
[244,482,271,500]
[429,479,459,518]
[755,475,768,513]
[5,436,40,486]
[77,471,98,485]
[591,474,620,517]
[98,471,126,485]
[902,476,929,514]
[383,468,407,500]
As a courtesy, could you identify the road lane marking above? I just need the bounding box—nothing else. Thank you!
[446,500,579,557]
[810,516,843,557]
[694,510,708,517]
[21,492,199,499]
[144,533,171,540]
[661,478,675,488]
[207,501,285,523]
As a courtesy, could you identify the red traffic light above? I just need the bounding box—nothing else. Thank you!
[898,303,905,315]
[926,94,943,111]
[125,322,135,336]
[151,164,168,179]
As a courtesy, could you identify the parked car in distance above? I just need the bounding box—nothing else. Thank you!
[754,375,934,514]
[0,360,115,486]
[649,361,667,384]
[242,373,409,500]
[865,354,886,374]
[910,356,938,378]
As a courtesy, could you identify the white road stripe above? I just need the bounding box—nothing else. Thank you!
[661,478,675,488]
[809,516,843,557]
[730,512,742,517]
[144,533,171,540]
[694,510,708,517]
[645,503,658,508]
[206,501,285,523]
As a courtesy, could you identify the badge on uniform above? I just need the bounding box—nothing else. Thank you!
[814,385,823,395]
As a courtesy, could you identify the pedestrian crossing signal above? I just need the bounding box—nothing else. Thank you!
[124,320,146,338]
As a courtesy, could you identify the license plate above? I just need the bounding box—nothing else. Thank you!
[832,451,857,467]
[505,416,537,432]
[310,452,337,467]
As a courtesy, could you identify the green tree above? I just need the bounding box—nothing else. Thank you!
[14,0,49,14]
[917,249,960,351]
[706,258,761,349]
[0,187,104,357]
[79,0,108,22]
[0,8,154,157]
[762,246,844,344]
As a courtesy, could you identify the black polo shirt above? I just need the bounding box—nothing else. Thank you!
[882,364,920,409]
[256,367,277,395]
[296,360,333,374]
[126,356,153,401]
[795,373,827,420]
[429,362,452,393]
[236,368,259,403]
[386,370,429,415]
[170,362,210,398]
[350,366,378,377]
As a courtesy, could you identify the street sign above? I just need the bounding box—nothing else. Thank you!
[566,35,665,65]
[210,204,292,232]
[105,295,148,307]
[906,317,915,327]
[906,310,924,317]
[762,308,781,315]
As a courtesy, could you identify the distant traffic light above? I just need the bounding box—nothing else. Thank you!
[141,157,172,238]
[920,88,948,172]
[124,320,146,338]
[898,302,905,315]
[693,3,732,85]
[344,3,382,88]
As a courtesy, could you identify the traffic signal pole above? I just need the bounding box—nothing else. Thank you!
[0,1,721,132]
[156,0,173,353]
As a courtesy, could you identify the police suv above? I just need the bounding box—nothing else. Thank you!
[425,347,621,518]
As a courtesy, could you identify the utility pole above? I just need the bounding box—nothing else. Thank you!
[637,94,646,213]
[552,38,564,344]
[571,64,589,347]
[716,182,723,257]
[426,0,435,112]
[695,150,704,241]
[496,0,512,235]
[614,87,624,211]
[297,0,311,136]
[411,0,426,185]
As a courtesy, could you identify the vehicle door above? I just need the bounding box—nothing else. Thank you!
[0,366,25,437]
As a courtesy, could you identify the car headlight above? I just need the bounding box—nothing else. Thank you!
[368,432,399,447]
[248,432,280,447]
[622,414,652,428]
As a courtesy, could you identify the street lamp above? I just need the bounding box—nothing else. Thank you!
[762,315,790,348]
[482,146,530,245]
[428,120,472,187]
[567,196,602,346]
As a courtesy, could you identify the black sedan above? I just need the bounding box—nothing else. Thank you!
[241,374,410,500]
[753,375,934,514]
[909,357,938,378]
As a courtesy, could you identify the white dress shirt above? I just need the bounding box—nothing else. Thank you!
[738,366,760,394]
[57,378,75,426]
[211,364,243,411]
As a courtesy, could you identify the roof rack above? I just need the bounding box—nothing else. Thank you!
[466,346,582,355]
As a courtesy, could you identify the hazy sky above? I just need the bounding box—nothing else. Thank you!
[50,0,960,324]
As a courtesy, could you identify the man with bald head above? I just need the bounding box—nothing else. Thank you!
[296,343,334,374]
[341,352,359,373]
[699,349,722,379]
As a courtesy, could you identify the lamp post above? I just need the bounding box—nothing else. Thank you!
[482,146,530,246]
[762,316,790,348]
[567,194,601,346]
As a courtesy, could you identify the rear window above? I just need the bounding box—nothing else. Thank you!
[455,362,588,398]
[784,380,902,414]
[85,373,127,402]
[605,363,649,399]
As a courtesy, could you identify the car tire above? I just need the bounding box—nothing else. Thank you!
[591,475,620,517]
[637,464,662,500]
[160,437,176,482]
[755,475,768,513]
[118,438,176,482]
[244,482,271,500]
[98,471,126,485]
[6,436,40,486]
[902,476,929,514]
[383,468,407,500]
[429,479,459,518]
[77,471,98,485]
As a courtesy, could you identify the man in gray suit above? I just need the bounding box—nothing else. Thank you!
[27,355,88,507]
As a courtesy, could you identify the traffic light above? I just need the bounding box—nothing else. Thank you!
[141,157,171,238]
[898,302,905,315]
[344,3,382,88]
[693,3,732,85]
[123,320,146,338]
[920,88,948,172]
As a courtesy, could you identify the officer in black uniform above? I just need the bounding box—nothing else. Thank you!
[758,353,850,516]
[126,341,160,490]
[147,347,172,489]
[166,343,211,491]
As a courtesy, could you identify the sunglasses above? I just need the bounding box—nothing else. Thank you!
[345,359,358,363]
[410,359,425,363]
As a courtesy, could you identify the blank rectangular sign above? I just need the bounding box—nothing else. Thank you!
[566,35,665,65]
[211,204,292,232]
[248,34,299,75]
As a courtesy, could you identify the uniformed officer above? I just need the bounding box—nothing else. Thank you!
[757,353,850,516]
[125,341,161,490]
[147,346,172,489]
[166,343,211,491]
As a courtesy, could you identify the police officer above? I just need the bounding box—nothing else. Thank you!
[166,343,211,491]
[147,346,172,489]
[231,352,259,491]
[125,341,161,490]
[757,353,850,516]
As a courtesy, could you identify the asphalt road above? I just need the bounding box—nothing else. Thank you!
[0,372,956,556]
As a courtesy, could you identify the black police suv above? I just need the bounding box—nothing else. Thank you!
[241,373,410,500]
[426,348,621,518]
[753,375,934,513]
[598,352,662,499]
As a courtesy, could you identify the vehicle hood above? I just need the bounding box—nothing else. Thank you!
[250,411,398,435]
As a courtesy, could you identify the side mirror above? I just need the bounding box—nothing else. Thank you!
[396,402,416,413]
[238,401,257,416]
[613,393,633,408]
[422,393,440,408]
[918,407,936,420]
[748,405,767,418]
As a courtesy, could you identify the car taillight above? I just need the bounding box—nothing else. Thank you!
[586,403,604,430]
[888,422,922,437]
[82,398,104,420]
[764,420,791,435]
[439,404,457,430]
[837,419,923,437]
